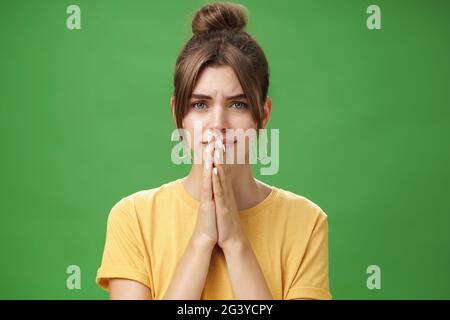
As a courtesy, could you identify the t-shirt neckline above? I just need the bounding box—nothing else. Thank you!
[173,178,279,218]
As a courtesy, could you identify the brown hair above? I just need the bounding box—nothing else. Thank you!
[173,2,269,131]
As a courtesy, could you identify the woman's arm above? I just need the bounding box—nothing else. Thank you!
[222,237,273,300]
[162,235,215,299]
[211,149,273,299]
[163,143,219,299]
[108,237,214,300]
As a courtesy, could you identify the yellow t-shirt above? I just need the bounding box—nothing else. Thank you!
[96,178,332,300]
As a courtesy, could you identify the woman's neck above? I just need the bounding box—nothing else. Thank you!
[181,164,270,211]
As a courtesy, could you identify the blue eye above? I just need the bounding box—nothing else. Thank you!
[230,102,248,110]
[192,102,207,110]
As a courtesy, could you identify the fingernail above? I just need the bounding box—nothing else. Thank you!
[214,149,220,159]
[217,140,224,149]
[213,167,218,175]
[205,161,210,171]
[207,134,212,143]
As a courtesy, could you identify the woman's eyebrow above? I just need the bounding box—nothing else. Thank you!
[190,93,247,100]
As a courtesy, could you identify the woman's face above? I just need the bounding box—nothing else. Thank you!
[177,64,268,164]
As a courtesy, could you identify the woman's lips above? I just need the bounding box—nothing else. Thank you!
[223,139,237,146]
[202,139,236,145]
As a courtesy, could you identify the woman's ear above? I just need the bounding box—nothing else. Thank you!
[261,96,273,129]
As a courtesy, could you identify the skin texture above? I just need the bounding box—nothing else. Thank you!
[109,64,286,299]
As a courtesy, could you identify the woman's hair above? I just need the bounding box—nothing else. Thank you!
[173,2,269,130]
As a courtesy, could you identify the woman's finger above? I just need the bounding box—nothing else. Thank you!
[212,163,225,207]
[214,142,228,187]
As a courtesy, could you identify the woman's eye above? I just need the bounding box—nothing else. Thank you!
[192,102,207,110]
[230,102,248,110]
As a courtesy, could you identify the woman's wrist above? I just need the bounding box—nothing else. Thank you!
[190,232,217,252]
[220,234,251,256]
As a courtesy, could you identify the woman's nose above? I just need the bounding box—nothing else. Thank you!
[209,105,228,133]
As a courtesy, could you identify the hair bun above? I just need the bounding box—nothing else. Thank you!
[192,2,248,35]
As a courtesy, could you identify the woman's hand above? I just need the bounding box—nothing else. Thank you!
[191,137,218,248]
[211,141,247,252]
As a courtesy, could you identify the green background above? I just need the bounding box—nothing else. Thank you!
[1,0,449,299]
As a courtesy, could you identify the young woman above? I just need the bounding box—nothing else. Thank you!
[96,2,331,300]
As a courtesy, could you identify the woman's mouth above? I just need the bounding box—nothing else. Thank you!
[202,139,236,146]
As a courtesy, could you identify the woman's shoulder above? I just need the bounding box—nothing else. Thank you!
[107,179,180,216]
[270,183,328,221]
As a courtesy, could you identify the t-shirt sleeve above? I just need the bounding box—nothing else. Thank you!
[96,199,152,292]
[285,210,332,300]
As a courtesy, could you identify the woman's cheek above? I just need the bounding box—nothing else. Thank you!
[181,126,203,162]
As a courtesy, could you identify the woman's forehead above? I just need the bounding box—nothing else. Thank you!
[193,65,243,96]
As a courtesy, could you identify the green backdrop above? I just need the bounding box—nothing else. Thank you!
[1,0,449,299]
